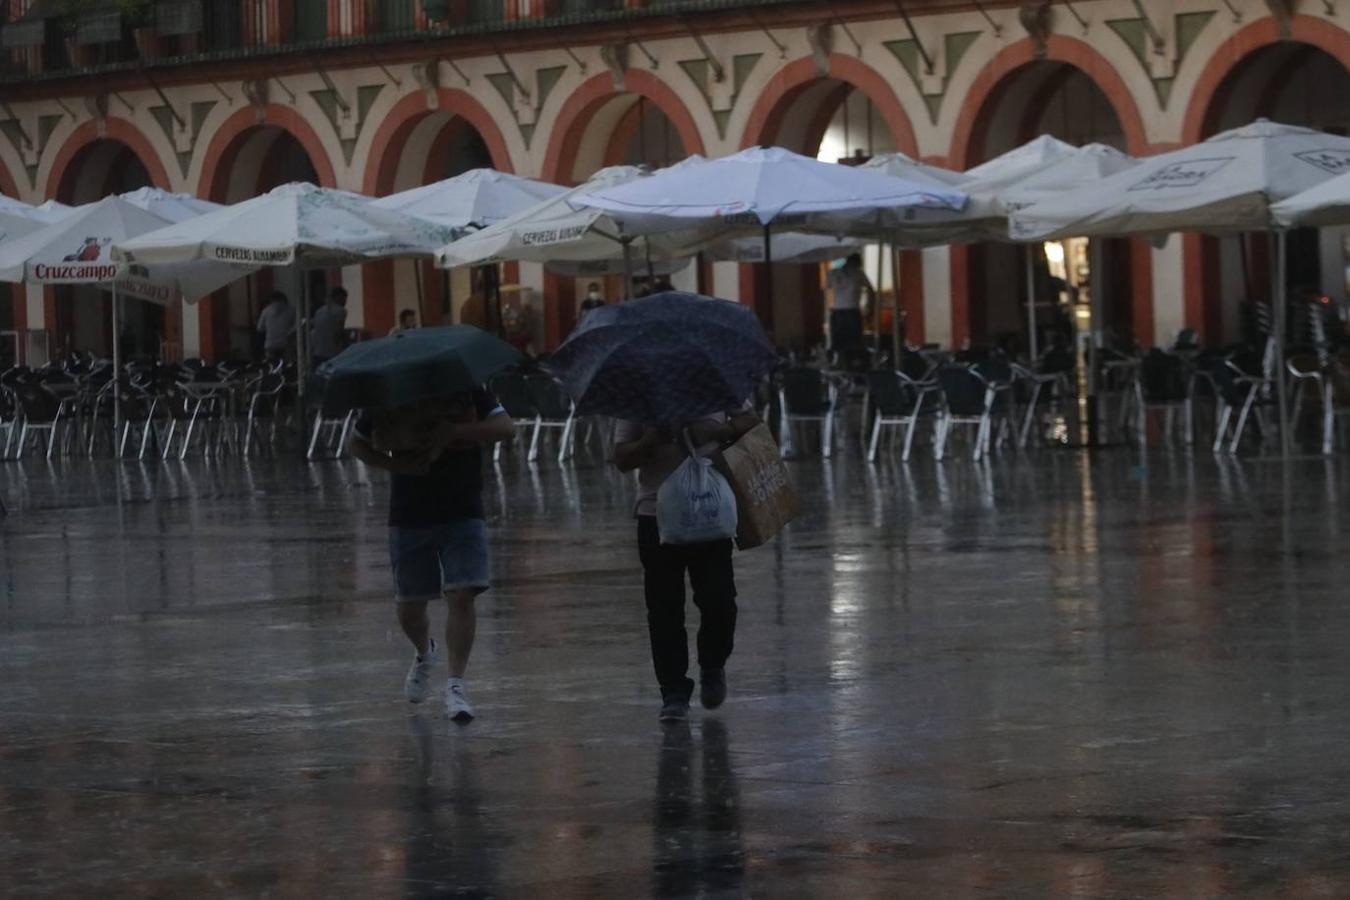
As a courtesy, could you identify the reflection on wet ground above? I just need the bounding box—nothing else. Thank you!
[3,443,1350,896]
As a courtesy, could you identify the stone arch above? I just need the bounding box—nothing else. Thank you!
[736,53,922,345]
[740,54,919,156]
[360,89,515,336]
[541,70,706,184]
[363,89,515,195]
[537,70,706,347]
[44,118,171,199]
[197,104,338,199]
[1180,15,1350,342]
[948,36,1151,350]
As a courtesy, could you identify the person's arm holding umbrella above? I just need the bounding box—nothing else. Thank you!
[613,424,670,472]
[427,406,515,451]
[348,414,437,477]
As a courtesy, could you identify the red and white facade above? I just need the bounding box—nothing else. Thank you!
[3,1,1349,360]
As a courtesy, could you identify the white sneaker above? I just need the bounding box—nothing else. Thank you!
[446,680,475,722]
[404,640,440,704]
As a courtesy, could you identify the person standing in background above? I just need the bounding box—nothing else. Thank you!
[579,283,605,319]
[826,253,873,355]
[310,287,349,365]
[256,291,297,364]
[390,309,419,336]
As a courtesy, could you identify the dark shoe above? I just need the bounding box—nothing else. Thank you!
[700,668,727,710]
[658,691,690,723]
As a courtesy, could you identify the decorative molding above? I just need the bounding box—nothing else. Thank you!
[83,93,109,126]
[1019,2,1054,59]
[600,43,629,92]
[805,24,833,78]
[885,31,981,123]
[241,79,269,122]
[1265,0,1295,38]
[1110,11,1216,108]
[411,60,439,105]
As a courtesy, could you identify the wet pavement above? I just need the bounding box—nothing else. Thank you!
[4,439,1350,897]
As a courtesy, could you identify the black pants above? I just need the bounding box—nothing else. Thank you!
[831,308,863,353]
[637,516,737,697]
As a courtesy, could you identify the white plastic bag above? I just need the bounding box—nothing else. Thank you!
[656,454,738,545]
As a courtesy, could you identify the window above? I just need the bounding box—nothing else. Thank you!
[293,0,328,43]
[377,0,416,32]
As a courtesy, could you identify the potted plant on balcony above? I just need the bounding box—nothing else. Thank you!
[119,0,162,59]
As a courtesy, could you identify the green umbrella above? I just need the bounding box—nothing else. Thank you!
[315,325,523,414]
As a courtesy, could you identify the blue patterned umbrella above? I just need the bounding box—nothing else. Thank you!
[546,291,777,424]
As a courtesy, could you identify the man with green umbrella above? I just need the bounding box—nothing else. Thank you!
[332,326,522,722]
[350,392,513,720]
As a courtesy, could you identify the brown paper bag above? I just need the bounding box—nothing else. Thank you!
[712,423,799,550]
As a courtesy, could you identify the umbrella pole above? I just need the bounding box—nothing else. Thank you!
[1087,238,1104,446]
[413,260,424,328]
[762,224,774,336]
[1025,245,1038,363]
[621,237,635,299]
[645,238,656,283]
[296,266,308,455]
[891,241,903,366]
[873,241,884,359]
[1273,231,1291,457]
[112,283,121,453]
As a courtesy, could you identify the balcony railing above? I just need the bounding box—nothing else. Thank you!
[0,0,818,79]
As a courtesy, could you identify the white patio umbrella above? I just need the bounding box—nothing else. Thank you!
[705,231,864,263]
[574,146,967,326]
[0,195,256,436]
[575,146,966,237]
[998,144,1139,359]
[1271,168,1350,228]
[120,186,222,222]
[0,195,75,242]
[114,181,456,409]
[1008,121,1350,241]
[437,165,647,270]
[1010,120,1350,453]
[436,164,714,290]
[0,194,36,216]
[373,168,566,233]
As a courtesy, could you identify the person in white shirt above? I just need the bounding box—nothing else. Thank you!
[309,287,349,364]
[826,253,873,355]
[256,291,296,363]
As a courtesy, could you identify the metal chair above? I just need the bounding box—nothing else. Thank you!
[525,375,577,463]
[1133,350,1193,447]
[863,369,940,462]
[488,371,539,461]
[934,365,1003,460]
[1210,351,1274,454]
[0,384,18,459]
[1288,354,1350,455]
[307,407,356,460]
[242,373,288,456]
[10,384,64,459]
[778,367,840,458]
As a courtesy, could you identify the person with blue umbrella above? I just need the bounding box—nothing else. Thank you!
[549,291,777,722]
[319,326,521,721]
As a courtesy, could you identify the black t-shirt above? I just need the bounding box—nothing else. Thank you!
[355,389,504,527]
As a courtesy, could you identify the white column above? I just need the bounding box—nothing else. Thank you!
[24,283,43,329]
[1150,236,1185,347]
[712,262,740,303]
[921,246,952,348]
[181,299,201,358]
[342,265,365,330]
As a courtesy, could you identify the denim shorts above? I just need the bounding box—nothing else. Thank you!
[389,519,490,602]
